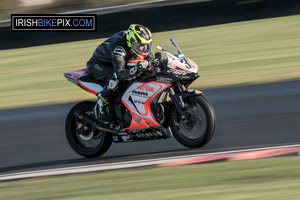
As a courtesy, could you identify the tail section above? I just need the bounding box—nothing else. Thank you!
[63,68,103,95]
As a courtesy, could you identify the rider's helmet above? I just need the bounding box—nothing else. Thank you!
[126,24,152,58]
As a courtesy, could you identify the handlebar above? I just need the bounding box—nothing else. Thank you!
[134,59,162,79]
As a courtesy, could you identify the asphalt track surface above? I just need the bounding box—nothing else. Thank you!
[0,79,300,175]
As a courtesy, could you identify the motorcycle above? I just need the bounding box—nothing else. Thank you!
[63,38,216,158]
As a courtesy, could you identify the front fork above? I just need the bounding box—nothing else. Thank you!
[168,82,203,119]
[169,86,186,117]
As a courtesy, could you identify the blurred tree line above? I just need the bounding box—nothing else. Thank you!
[0,0,152,20]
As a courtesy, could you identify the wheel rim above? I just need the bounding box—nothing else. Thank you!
[71,111,104,150]
[174,101,208,141]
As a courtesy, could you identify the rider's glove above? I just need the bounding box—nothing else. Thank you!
[129,61,149,77]
[137,60,149,70]
[152,59,160,67]
[129,66,138,76]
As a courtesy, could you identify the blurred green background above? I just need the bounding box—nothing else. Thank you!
[0,14,300,109]
[0,0,154,20]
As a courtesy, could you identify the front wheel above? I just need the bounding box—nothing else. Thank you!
[65,101,112,158]
[169,95,216,148]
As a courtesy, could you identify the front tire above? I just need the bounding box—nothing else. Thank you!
[169,95,216,148]
[65,101,112,158]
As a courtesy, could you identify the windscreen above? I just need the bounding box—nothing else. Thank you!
[156,39,180,58]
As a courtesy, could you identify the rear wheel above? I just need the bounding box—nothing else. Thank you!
[169,95,216,148]
[65,101,112,158]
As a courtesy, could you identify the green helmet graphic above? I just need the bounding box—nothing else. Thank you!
[126,24,152,58]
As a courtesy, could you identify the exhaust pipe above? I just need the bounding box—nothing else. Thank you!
[74,112,118,134]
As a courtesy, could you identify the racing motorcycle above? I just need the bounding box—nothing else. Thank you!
[63,39,216,158]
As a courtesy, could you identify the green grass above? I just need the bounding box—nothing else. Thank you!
[1,156,300,200]
[0,15,300,109]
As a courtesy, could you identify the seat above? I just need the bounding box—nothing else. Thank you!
[79,74,106,88]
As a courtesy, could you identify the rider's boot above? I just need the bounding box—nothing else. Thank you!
[94,92,111,125]
[94,74,119,125]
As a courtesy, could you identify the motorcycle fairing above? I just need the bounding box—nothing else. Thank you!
[121,81,171,130]
[112,127,166,143]
[157,39,199,80]
[63,68,103,95]
[166,57,198,76]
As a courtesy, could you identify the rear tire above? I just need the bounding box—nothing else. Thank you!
[65,101,112,158]
[169,95,216,148]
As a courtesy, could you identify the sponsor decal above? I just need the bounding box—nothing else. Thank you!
[124,128,166,140]
[167,68,192,75]
[133,99,145,104]
[119,132,133,142]
[129,132,157,139]
[156,76,172,83]
[137,85,154,92]
[128,129,145,133]
[132,90,149,97]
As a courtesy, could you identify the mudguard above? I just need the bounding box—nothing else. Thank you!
[180,89,203,100]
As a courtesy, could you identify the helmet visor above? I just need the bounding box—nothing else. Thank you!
[132,42,152,56]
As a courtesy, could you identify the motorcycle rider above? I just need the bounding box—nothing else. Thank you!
[86,24,153,121]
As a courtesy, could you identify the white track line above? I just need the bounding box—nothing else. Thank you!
[1,144,300,181]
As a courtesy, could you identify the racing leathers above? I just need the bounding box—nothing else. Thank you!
[87,31,152,120]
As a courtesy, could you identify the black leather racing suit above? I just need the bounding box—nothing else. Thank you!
[87,31,136,84]
[87,30,152,101]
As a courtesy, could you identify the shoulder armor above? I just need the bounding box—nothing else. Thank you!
[113,46,126,57]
